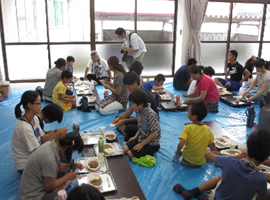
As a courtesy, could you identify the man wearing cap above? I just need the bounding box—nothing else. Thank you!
[115,27,147,70]
[84,51,111,85]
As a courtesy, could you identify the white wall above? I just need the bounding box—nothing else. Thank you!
[175,0,189,72]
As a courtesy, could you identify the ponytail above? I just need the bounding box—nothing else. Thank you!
[107,56,126,74]
[54,58,66,69]
[15,102,23,119]
[118,64,126,75]
[59,132,84,162]
[15,91,39,119]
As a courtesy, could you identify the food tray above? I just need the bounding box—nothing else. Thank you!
[76,89,93,96]
[214,135,238,149]
[160,94,172,101]
[77,157,109,173]
[94,142,124,157]
[81,132,103,145]
[219,90,233,96]
[151,89,165,94]
[258,164,270,174]
[87,96,96,103]
[77,171,117,193]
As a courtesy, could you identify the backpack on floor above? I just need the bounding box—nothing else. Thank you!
[78,96,91,112]
[35,86,43,99]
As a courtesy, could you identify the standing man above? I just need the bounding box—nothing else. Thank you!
[84,51,111,85]
[214,50,251,91]
[115,27,147,70]
[173,58,197,91]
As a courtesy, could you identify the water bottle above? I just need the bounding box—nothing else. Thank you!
[98,136,104,153]
[245,106,255,127]
[73,123,80,133]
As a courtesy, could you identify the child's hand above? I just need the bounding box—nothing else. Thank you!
[128,136,136,142]
[182,93,188,97]
[55,127,68,138]
[73,162,84,170]
[183,99,190,104]
[133,143,144,152]
[112,117,120,124]
[173,153,182,162]
[67,172,78,180]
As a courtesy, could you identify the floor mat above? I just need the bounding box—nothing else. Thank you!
[0,82,258,200]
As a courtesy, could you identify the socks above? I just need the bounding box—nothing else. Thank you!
[173,184,200,199]
[196,192,209,200]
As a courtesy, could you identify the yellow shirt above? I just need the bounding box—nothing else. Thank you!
[52,81,66,103]
[179,124,215,165]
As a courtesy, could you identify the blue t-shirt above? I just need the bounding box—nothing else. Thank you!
[65,66,73,74]
[214,156,267,200]
[142,81,156,92]
[173,65,190,89]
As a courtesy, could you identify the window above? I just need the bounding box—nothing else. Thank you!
[201,1,268,74]
[0,0,176,81]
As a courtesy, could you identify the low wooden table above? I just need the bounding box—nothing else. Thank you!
[220,95,251,107]
[203,121,244,149]
[83,142,146,199]
[160,89,188,111]
[75,86,100,108]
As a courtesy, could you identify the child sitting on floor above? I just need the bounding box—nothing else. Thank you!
[123,89,161,159]
[52,70,76,108]
[256,91,270,131]
[173,129,270,200]
[142,73,165,92]
[173,100,217,167]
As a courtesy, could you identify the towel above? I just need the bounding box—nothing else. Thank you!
[132,155,156,167]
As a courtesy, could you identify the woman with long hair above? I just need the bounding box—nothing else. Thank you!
[96,56,128,115]
[245,58,270,103]
[19,132,84,200]
[12,90,67,174]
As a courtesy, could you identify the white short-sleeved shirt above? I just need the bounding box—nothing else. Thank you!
[257,70,270,95]
[87,58,109,78]
[187,80,196,94]
[124,31,147,59]
[12,116,45,170]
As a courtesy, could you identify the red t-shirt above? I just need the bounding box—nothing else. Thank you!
[196,74,220,104]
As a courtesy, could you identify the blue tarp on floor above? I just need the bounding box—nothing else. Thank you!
[0,82,258,200]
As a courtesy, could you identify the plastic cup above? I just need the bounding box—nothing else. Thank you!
[57,190,67,200]
[100,126,105,135]
[236,96,240,103]
[97,153,104,163]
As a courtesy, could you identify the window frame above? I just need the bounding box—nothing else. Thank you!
[204,0,269,74]
[0,0,178,82]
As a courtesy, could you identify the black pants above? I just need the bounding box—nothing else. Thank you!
[87,74,109,85]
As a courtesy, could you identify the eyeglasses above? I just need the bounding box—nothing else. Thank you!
[32,102,42,105]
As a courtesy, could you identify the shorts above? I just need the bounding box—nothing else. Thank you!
[126,138,160,158]
[182,158,201,168]
[218,78,241,91]
[124,123,138,141]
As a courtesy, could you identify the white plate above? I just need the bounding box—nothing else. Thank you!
[215,136,230,147]
[220,149,241,156]
[258,164,270,174]
[160,95,172,101]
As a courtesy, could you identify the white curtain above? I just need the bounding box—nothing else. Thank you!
[0,67,3,83]
[185,0,208,65]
